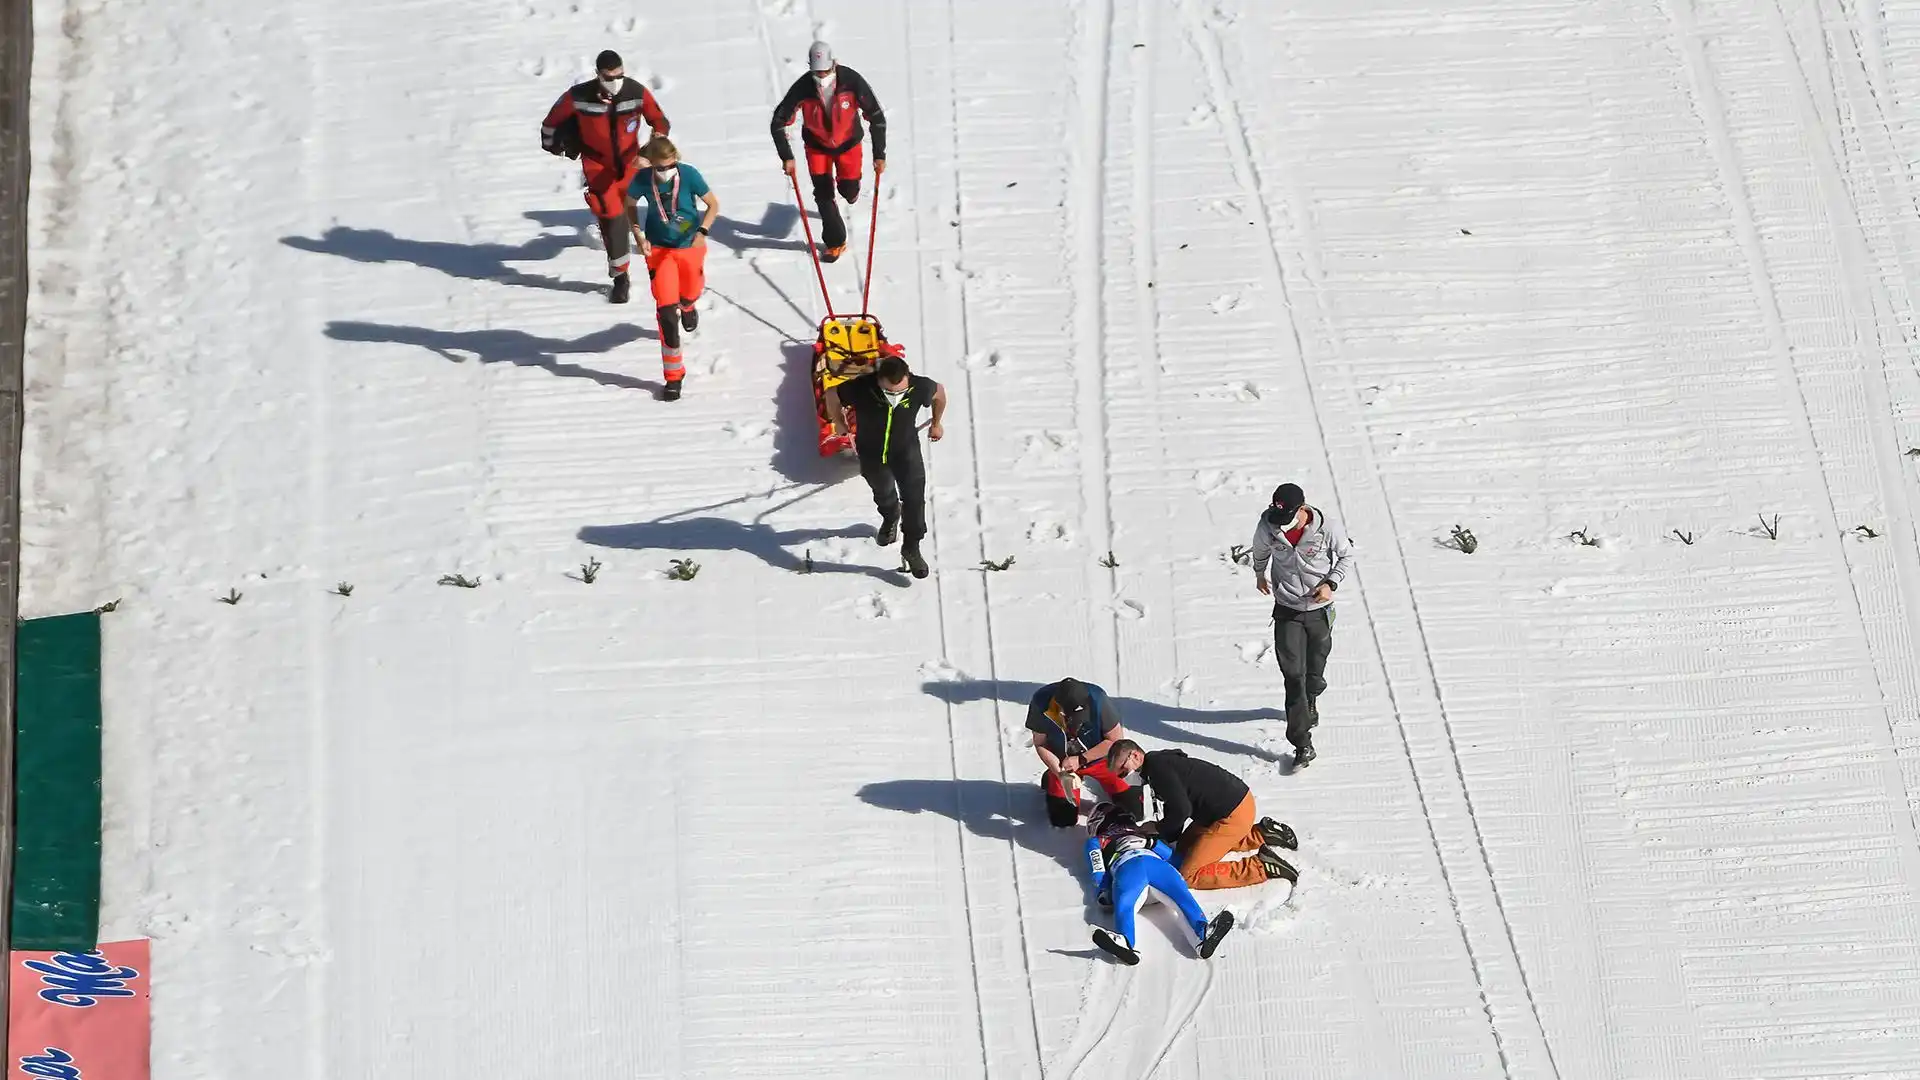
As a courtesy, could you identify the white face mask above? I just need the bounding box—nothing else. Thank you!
[652,166,678,183]
[1120,770,1143,788]
[883,386,908,406]
[599,76,625,96]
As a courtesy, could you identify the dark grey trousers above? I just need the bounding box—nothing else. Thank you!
[597,204,642,277]
[1274,604,1334,749]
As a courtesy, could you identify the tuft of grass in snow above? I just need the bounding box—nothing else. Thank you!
[1448,525,1478,554]
[579,557,601,584]
[1568,527,1599,547]
[217,588,243,605]
[438,573,482,589]
[1226,544,1252,567]
[1758,513,1780,541]
[667,558,700,581]
[331,582,354,597]
[1099,551,1119,569]
[1672,529,1695,546]
[94,598,121,614]
[981,555,1016,572]
[796,548,815,574]
[1856,524,1881,539]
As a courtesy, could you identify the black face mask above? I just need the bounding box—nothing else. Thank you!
[1265,506,1294,527]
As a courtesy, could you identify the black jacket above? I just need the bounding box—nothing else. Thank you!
[1141,750,1249,844]
[839,373,936,463]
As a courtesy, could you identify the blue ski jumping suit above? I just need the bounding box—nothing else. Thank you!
[1085,829,1210,951]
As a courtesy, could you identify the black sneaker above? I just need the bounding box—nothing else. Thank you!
[610,272,631,304]
[680,304,699,332]
[1257,847,1299,883]
[1198,911,1235,960]
[1257,817,1298,851]
[1092,929,1140,966]
[661,379,682,402]
[876,515,899,546]
[902,543,929,579]
[1293,742,1316,770]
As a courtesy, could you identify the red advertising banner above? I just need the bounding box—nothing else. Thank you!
[5,940,150,1080]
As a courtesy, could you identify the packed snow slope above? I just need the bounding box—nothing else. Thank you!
[19,0,1920,1076]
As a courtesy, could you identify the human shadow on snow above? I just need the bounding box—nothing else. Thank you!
[284,204,808,296]
[856,778,1089,884]
[528,202,810,255]
[577,517,900,581]
[282,217,604,295]
[326,321,660,393]
[921,679,1284,764]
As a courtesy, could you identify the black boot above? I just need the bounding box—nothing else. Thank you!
[902,542,929,579]
[1257,817,1298,851]
[1293,741,1316,770]
[1092,929,1140,966]
[1198,911,1236,960]
[610,272,631,304]
[680,304,699,332]
[661,379,682,402]
[876,511,899,546]
[1257,847,1299,883]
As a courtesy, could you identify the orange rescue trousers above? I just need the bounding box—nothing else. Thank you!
[1175,792,1270,890]
[646,244,707,384]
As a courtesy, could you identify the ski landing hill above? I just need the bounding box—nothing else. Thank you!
[16,0,1920,1077]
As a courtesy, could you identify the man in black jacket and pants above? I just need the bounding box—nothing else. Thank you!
[1106,741,1297,891]
[823,355,947,578]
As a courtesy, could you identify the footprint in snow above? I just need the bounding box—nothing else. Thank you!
[722,420,768,443]
[1185,103,1216,128]
[1167,674,1195,696]
[1209,293,1243,315]
[1027,519,1073,545]
[1193,469,1259,497]
[920,659,965,682]
[1017,432,1071,465]
[963,349,1004,370]
[855,593,892,620]
[1237,640,1274,666]
[1115,599,1146,620]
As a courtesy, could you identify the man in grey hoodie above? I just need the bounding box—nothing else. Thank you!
[1249,483,1354,768]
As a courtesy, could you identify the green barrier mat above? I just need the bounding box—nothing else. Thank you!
[10,611,103,950]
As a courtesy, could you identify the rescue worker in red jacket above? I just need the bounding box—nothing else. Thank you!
[541,50,671,304]
[770,41,887,263]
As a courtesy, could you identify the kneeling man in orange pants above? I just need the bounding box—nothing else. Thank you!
[1106,740,1300,890]
[627,136,718,401]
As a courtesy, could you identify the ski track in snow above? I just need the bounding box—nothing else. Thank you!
[19,0,1920,1077]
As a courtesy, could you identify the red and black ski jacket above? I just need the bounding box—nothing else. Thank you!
[542,78,670,167]
[770,65,887,161]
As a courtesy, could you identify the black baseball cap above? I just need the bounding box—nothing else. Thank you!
[1055,677,1091,715]
[1272,483,1305,513]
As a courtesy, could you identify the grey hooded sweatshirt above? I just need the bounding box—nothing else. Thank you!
[1249,505,1354,612]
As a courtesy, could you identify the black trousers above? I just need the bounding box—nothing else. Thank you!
[1274,604,1334,749]
[812,173,862,249]
[860,450,926,544]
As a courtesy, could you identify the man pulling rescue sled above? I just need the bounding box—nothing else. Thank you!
[1084,802,1235,966]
